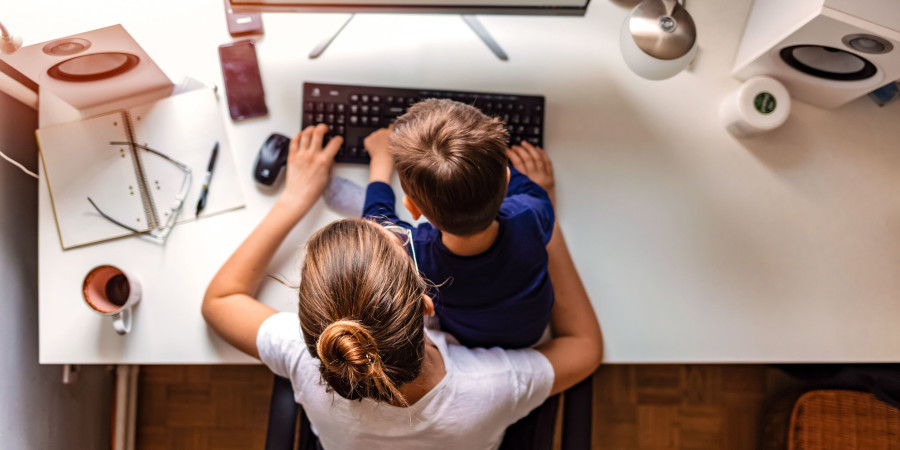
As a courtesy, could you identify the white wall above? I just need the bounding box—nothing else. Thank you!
[0,90,111,449]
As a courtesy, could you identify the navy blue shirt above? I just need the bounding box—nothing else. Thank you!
[363,166,555,349]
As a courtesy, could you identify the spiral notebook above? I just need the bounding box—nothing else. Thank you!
[36,87,245,250]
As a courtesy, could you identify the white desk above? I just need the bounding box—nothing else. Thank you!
[12,0,900,364]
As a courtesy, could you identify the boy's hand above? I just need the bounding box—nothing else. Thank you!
[277,124,342,216]
[364,126,394,184]
[508,141,556,203]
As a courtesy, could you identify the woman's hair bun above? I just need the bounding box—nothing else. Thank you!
[317,320,378,375]
[316,319,404,404]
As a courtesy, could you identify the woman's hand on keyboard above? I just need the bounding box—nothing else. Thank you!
[278,124,342,217]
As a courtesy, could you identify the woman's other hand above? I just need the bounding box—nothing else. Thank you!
[278,124,343,216]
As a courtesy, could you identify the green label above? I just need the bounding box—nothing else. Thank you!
[754,92,776,114]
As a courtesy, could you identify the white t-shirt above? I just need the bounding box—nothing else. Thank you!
[257,312,555,450]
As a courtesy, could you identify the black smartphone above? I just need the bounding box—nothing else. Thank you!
[224,0,264,37]
[218,40,268,121]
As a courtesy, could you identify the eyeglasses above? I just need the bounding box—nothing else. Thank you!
[87,141,192,244]
[383,224,418,270]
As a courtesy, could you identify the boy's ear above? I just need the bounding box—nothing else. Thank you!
[403,195,422,220]
[422,294,435,317]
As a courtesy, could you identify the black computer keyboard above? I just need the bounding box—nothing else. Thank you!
[301,82,545,164]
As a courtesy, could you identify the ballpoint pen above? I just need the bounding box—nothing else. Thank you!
[195,142,219,217]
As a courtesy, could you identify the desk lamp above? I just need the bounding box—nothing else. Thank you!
[620,0,697,80]
[0,21,22,54]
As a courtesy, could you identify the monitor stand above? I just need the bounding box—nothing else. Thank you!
[308,14,509,61]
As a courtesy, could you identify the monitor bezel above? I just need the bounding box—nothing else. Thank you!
[229,0,589,16]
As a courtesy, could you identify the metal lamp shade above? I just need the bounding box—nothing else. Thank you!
[620,0,698,80]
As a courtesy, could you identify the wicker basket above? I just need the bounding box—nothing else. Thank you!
[788,390,900,449]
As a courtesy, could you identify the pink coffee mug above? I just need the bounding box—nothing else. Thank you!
[82,265,142,335]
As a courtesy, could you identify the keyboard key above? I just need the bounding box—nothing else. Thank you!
[361,95,369,103]
[386,96,394,104]
[361,116,369,125]
[350,116,358,125]
[360,105,370,114]
[350,104,359,114]
[531,126,540,136]
[326,103,335,113]
[350,94,359,102]
[315,113,324,122]
[371,105,381,115]
[337,104,345,113]
[387,106,405,116]
[304,113,313,123]
[326,114,335,123]
[512,115,520,124]
[337,115,345,124]
[337,125,345,134]
[304,101,315,112]
[528,137,540,145]
[372,95,380,103]
[522,116,531,125]
[371,116,380,125]
[315,102,325,112]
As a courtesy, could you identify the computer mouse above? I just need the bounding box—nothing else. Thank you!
[253,133,290,185]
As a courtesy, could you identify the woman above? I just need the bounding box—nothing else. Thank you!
[202,124,603,448]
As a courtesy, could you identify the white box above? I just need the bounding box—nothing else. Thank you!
[1,25,173,114]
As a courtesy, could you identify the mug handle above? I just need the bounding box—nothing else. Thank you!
[112,308,132,335]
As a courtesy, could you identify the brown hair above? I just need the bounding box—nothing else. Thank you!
[297,218,427,405]
[392,98,509,236]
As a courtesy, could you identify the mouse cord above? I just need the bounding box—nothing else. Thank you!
[0,147,38,179]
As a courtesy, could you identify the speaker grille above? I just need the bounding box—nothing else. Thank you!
[780,45,877,81]
[42,38,92,56]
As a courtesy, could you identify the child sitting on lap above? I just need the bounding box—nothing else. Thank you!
[363,99,555,349]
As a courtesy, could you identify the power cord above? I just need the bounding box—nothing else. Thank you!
[0,148,38,179]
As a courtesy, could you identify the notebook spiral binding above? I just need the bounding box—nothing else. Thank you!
[121,110,160,230]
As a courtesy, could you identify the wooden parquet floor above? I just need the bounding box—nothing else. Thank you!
[137,364,789,449]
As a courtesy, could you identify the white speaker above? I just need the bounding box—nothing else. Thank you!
[0,25,172,113]
[732,0,900,109]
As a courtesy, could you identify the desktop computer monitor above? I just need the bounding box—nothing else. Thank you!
[229,0,589,16]
[229,0,589,59]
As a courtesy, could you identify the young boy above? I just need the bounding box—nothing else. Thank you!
[362,99,555,349]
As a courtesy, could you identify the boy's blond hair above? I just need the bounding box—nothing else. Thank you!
[392,99,509,236]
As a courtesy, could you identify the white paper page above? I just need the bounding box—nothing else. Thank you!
[37,112,150,249]
[130,88,244,223]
